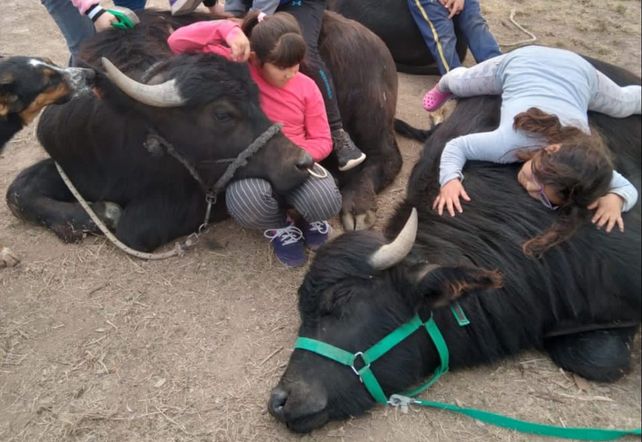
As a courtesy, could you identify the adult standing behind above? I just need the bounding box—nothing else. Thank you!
[170,0,367,172]
[407,0,502,108]
[42,0,146,66]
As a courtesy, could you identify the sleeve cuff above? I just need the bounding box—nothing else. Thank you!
[85,4,106,22]
[439,172,464,187]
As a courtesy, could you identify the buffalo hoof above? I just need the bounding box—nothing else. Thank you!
[1,246,20,268]
[341,209,376,231]
[50,223,86,243]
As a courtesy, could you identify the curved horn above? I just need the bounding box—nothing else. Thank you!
[101,57,186,107]
[368,207,418,270]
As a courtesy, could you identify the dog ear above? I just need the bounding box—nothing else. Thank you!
[0,74,20,116]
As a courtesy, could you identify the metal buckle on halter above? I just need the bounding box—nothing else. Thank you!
[388,394,419,413]
[350,352,369,382]
[184,232,200,248]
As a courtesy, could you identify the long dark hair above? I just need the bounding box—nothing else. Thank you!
[241,11,306,68]
[514,108,614,257]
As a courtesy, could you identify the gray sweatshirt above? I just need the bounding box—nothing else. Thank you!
[439,46,638,212]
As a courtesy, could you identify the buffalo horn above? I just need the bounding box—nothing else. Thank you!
[101,57,186,107]
[369,207,418,270]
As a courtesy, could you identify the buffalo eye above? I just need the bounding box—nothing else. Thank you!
[213,110,233,122]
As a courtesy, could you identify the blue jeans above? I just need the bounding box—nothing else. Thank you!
[407,0,501,75]
[41,0,146,66]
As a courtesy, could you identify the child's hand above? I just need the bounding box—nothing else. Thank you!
[433,178,471,217]
[226,28,250,62]
[440,0,465,19]
[588,193,624,233]
[94,11,119,32]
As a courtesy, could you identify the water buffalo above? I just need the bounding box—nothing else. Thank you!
[6,9,401,251]
[268,57,641,433]
[328,0,467,74]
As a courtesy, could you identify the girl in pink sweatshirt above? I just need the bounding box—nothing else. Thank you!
[168,13,341,268]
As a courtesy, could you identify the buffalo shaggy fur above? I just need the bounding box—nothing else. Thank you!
[328,0,467,74]
[268,57,641,433]
[319,11,402,229]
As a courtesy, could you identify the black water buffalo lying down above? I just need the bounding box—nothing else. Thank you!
[6,10,400,251]
[268,58,641,433]
[328,0,467,74]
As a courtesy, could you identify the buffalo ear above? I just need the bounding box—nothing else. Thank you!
[413,265,502,308]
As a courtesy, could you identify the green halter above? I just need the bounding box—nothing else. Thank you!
[294,310,641,440]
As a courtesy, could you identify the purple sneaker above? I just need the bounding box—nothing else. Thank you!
[302,220,331,250]
[264,224,306,268]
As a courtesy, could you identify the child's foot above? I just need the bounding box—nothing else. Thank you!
[264,223,306,268]
[302,220,331,250]
[169,0,202,16]
[423,86,452,112]
[332,129,366,172]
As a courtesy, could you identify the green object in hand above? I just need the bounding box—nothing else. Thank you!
[107,7,140,30]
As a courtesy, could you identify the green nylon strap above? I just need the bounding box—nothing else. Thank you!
[295,315,446,405]
[413,398,641,440]
[401,317,450,398]
[294,337,354,366]
[358,367,388,404]
[361,314,424,364]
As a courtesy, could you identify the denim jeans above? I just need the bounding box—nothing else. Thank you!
[277,0,344,131]
[41,0,146,66]
[407,0,501,75]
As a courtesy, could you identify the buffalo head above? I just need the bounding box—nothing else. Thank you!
[96,53,312,194]
[268,208,502,433]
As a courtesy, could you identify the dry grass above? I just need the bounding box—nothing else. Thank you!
[1,0,640,440]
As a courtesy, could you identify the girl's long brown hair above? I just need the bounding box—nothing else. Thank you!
[241,11,306,68]
[513,108,614,257]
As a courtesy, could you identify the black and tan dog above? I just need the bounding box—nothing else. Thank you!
[1,56,94,266]
[1,55,94,152]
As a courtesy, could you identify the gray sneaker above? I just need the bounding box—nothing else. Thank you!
[169,0,202,15]
[332,129,366,171]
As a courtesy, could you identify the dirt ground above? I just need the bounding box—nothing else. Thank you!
[1,0,640,441]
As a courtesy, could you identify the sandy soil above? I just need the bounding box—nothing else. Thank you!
[1,0,640,440]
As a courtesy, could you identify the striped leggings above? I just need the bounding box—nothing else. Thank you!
[225,173,342,230]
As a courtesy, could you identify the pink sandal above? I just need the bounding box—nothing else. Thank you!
[423,87,452,112]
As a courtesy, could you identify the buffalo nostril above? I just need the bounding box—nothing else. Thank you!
[296,152,314,170]
[268,387,288,419]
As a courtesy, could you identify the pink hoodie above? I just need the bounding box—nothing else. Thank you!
[167,20,332,162]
